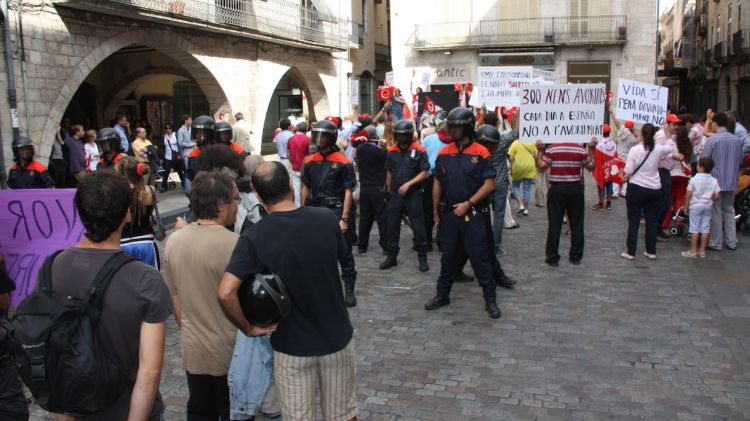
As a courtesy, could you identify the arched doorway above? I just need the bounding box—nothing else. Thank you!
[61,45,211,142]
[42,30,232,159]
[260,67,317,155]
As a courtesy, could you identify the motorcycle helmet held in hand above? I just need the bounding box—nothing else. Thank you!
[238,273,291,327]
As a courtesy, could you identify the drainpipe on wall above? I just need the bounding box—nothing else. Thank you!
[1,0,19,189]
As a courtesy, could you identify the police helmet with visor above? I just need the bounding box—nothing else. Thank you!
[446,107,476,141]
[311,120,338,149]
[12,137,35,164]
[192,115,216,148]
[476,124,501,152]
[96,128,122,155]
[215,121,233,145]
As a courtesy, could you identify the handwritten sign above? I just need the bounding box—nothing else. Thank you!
[350,79,359,106]
[469,66,534,108]
[0,189,85,308]
[518,83,606,143]
[615,78,668,125]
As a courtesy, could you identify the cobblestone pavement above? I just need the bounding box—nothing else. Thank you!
[31,183,750,420]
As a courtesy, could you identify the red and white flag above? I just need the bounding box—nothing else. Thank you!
[593,138,619,188]
[424,96,436,114]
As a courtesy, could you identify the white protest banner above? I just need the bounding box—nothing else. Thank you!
[533,68,555,82]
[419,70,432,87]
[385,71,394,86]
[469,66,534,108]
[350,79,359,105]
[518,83,606,143]
[615,78,668,125]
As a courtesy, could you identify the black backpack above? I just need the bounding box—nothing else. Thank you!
[10,250,136,416]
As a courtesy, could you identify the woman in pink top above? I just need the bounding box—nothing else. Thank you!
[622,124,684,261]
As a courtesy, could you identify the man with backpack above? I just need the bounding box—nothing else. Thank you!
[12,171,172,420]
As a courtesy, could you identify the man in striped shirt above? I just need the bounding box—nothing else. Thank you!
[535,139,597,266]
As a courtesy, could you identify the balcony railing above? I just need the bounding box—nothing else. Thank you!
[734,29,750,57]
[375,42,390,61]
[413,15,627,50]
[350,22,363,48]
[55,0,351,50]
[713,42,728,63]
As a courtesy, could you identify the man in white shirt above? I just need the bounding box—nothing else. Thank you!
[233,112,254,154]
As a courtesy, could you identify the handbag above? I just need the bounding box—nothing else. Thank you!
[150,190,167,241]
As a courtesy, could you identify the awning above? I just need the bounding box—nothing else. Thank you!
[309,0,337,22]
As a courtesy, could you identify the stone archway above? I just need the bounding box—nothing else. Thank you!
[41,28,232,157]
[101,66,194,119]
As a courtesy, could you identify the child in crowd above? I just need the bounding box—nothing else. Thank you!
[682,157,721,258]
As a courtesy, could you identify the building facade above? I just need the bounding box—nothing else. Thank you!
[0,0,389,174]
[389,0,656,111]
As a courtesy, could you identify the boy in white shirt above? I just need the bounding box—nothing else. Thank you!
[682,157,721,258]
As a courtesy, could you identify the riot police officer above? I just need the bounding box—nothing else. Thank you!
[425,108,501,319]
[471,125,517,289]
[215,120,247,157]
[301,120,358,307]
[96,128,127,170]
[8,137,55,189]
[380,120,430,272]
[186,115,216,181]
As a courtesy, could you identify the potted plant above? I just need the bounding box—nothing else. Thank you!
[617,26,626,40]
[169,0,185,15]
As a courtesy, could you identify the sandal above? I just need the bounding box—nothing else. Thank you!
[699,252,706,258]
[621,252,635,260]
[591,204,604,210]
[681,251,697,259]
[643,252,656,260]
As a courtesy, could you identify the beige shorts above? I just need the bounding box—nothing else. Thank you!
[274,340,358,421]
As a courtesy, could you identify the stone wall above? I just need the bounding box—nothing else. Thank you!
[0,4,346,170]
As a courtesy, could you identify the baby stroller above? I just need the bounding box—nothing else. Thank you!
[669,207,692,241]
[736,188,750,234]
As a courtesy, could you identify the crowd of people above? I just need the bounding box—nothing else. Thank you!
[2,90,750,421]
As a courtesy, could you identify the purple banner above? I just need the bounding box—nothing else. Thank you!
[0,189,85,308]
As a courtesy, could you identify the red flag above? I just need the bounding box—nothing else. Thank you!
[593,140,619,188]
[454,82,464,92]
[377,86,395,101]
[424,96,436,114]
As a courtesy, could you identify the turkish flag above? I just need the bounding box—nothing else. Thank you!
[377,86,395,101]
[424,96,436,114]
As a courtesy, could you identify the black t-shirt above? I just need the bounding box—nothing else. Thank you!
[226,207,353,357]
[355,141,387,187]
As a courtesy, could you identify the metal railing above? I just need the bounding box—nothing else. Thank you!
[350,22,363,47]
[713,42,728,62]
[413,15,627,49]
[97,0,350,50]
[375,42,390,60]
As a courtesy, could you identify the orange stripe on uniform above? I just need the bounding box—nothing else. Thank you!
[26,160,49,172]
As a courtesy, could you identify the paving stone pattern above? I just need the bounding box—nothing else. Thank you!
[30,183,750,420]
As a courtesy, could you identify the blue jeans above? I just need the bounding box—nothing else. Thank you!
[512,178,534,204]
[597,181,613,197]
[492,183,509,254]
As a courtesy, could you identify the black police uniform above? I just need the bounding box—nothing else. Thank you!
[302,149,358,289]
[433,140,497,303]
[8,160,55,189]
[385,143,430,257]
[355,140,388,252]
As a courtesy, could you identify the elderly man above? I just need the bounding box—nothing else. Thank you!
[703,112,745,251]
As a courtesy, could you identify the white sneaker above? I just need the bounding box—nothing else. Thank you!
[523,209,529,216]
